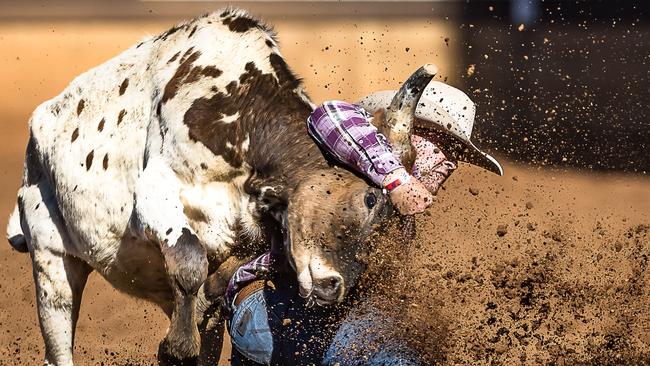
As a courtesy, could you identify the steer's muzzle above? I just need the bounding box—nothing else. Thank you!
[311,274,344,304]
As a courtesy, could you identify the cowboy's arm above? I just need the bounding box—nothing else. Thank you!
[307,101,403,186]
[307,101,435,214]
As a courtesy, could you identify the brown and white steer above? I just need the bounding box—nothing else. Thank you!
[6,8,435,366]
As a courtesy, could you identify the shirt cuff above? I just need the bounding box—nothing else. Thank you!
[362,154,404,186]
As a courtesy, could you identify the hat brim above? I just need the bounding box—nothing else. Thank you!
[413,119,503,176]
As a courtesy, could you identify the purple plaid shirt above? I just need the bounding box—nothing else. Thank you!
[226,101,406,309]
[307,101,404,186]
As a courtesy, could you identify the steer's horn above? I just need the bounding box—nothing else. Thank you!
[383,64,438,167]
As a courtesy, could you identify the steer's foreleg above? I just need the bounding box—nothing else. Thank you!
[132,157,208,365]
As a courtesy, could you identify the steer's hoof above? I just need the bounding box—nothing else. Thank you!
[157,339,199,366]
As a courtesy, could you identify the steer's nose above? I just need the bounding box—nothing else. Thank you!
[312,275,343,302]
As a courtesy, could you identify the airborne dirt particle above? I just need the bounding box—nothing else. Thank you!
[496,224,508,236]
[466,64,476,77]
[614,241,623,252]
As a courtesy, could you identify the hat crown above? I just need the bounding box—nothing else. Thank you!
[356,79,503,176]
[417,81,476,140]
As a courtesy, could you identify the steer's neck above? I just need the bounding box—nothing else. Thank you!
[243,91,328,202]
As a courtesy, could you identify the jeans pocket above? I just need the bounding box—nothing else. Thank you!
[229,290,273,365]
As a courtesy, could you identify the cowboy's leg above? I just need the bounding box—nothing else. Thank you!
[323,305,422,366]
[228,288,274,365]
[228,276,343,366]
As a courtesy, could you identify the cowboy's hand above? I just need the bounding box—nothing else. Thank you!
[384,168,433,215]
[411,134,457,194]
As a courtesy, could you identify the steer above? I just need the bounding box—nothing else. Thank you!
[6,8,434,365]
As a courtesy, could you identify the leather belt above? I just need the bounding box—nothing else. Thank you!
[233,280,266,308]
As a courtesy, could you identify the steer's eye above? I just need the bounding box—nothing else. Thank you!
[364,192,377,209]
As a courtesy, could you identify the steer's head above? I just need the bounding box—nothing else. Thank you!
[282,65,438,306]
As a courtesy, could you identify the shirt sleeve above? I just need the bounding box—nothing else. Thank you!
[307,101,404,187]
[225,251,273,311]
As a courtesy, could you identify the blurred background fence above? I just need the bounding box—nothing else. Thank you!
[1,0,648,174]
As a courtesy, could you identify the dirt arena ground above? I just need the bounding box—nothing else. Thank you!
[2,158,648,365]
[357,166,650,365]
[0,18,648,366]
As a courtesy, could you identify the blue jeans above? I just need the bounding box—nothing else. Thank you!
[322,308,422,366]
[229,289,274,365]
[229,280,421,366]
[230,279,343,365]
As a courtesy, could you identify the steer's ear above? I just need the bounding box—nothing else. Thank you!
[243,174,288,218]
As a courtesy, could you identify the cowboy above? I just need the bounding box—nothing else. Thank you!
[226,81,503,366]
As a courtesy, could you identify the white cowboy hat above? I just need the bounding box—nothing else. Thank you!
[357,80,503,176]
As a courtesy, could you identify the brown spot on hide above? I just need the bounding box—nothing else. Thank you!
[179,47,195,63]
[209,169,245,182]
[185,65,222,85]
[98,118,105,132]
[158,25,181,41]
[162,50,201,103]
[117,110,127,125]
[102,154,108,170]
[183,59,309,169]
[162,52,222,103]
[166,228,173,235]
[225,81,237,94]
[201,66,223,78]
[86,150,94,170]
[223,16,259,33]
[51,104,61,116]
[239,62,257,84]
[168,52,180,63]
[77,99,85,115]
[188,25,198,37]
[71,128,79,142]
[185,67,203,85]
[183,205,209,223]
[119,78,129,95]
